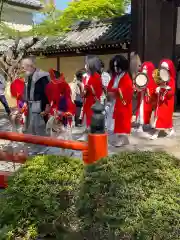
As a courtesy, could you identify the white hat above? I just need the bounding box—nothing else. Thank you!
[161,61,169,70]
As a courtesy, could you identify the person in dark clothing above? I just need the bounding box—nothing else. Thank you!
[0,74,11,115]
[21,57,50,135]
[73,69,86,126]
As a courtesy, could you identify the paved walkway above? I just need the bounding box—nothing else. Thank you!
[0,110,180,174]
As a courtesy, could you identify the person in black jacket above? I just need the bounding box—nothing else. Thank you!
[21,57,50,135]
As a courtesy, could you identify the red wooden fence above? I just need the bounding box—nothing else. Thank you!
[0,131,108,188]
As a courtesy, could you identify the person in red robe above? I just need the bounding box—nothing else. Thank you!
[150,59,176,140]
[10,78,27,132]
[45,69,76,139]
[107,55,133,147]
[10,78,25,109]
[134,62,156,134]
[78,55,103,141]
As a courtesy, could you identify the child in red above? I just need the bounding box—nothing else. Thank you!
[151,59,175,139]
[134,62,156,135]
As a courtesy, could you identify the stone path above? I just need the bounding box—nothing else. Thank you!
[0,110,180,174]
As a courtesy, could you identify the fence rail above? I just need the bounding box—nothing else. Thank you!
[0,132,88,151]
[0,101,108,188]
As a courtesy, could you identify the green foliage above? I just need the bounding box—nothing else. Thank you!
[77,152,180,240]
[0,155,83,239]
[58,0,129,31]
[32,0,130,35]
[32,0,62,36]
[32,17,62,36]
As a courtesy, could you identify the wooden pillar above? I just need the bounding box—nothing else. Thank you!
[131,0,177,66]
[160,2,177,62]
[56,56,60,72]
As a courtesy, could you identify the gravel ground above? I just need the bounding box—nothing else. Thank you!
[0,110,180,174]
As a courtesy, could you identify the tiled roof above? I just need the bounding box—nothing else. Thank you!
[30,14,131,53]
[7,0,43,10]
[0,14,131,54]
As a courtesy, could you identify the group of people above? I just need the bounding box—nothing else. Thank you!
[8,54,175,147]
[71,55,175,146]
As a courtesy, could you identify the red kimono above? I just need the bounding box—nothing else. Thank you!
[10,78,27,125]
[46,73,76,118]
[135,62,156,125]
[83,72,103,127]
[10,78,25,108]
[107,72,133,134]
[154,59,175,129]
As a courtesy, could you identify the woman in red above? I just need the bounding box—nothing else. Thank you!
[135,62,156,134]
[45,69,76,138]
[107,55,133,147]
[78,55,103,141]
[151,59,176,139]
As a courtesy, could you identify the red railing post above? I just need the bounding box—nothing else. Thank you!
[86,101,108,164]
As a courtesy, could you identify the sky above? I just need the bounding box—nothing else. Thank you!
[55,0,69,10]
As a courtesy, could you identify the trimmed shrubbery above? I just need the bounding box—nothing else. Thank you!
[77,152,180,240]
[0,151,180,239]
[0,155,83,239]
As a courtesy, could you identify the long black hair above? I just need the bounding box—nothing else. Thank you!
[85,55,102,75]
[109,55,129,75]
[51,69,61,79]
[75,69,86,82]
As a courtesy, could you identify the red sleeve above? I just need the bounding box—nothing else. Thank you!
[158,77,175,100]
[86,73,102,99]
[148,77,157,97]
[10,79,25,100]
[120,73,133,104]
[167,77,175,98]
[45,82,61,107]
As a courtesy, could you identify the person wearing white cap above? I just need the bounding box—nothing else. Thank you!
[150,59,175,140]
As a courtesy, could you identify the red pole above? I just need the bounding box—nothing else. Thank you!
[0,171,12,188]
[0,132,87,151]
[87,133,108,164]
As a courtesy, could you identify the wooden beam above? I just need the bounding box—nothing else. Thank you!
[41,48,129,58]
[56,56,60,71]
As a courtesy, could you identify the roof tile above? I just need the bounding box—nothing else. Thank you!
[7,0,42,10]
[31,14,131,52]
[0,14,131,54]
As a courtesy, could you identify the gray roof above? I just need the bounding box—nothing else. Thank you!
[30,14,131,53]
[7,0,43,10]
[0,15,131,55]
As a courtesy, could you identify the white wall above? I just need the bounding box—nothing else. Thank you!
[176,7,180,44]
[2,5,33,26]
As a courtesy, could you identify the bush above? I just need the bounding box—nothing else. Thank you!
[77,151,180,240]
[0,155,83,239]
[1,151,180,240]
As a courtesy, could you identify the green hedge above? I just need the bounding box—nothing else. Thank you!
[77,152,180,240]
[0,155,83,239]
[0,152,180,240]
